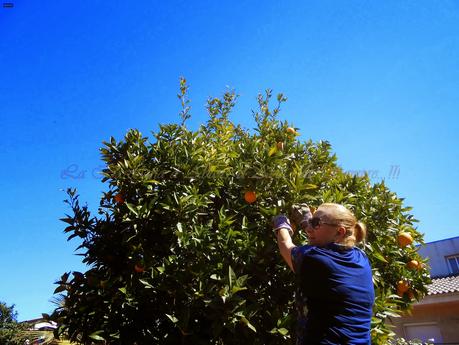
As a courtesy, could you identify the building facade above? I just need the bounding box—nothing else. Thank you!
[391,236,459,344]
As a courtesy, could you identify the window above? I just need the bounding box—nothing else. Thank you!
[404,323,443,343]
[446,255,459,274]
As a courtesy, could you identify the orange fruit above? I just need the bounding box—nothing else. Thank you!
[114,193,124,204]
[286,127,296,135]
[276,141,284,151]
[134,264,144,273]
[407,260,419,270]
[397,232,413,247]
[244,191,257,204]
[396,280,410,296]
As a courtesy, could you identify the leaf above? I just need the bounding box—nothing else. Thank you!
[236,274,248,287]
[166,314,179,323]
[139,279,153,288]
[240,316,257,333]
[67,233,79,241]
[268,145,278,157]
[72,272,84,279]
[302,183,318,190]
[54,285,66,294]
[89,331,106,341]
[383,310,401,318]
[125,203,139,216]
[63,225,75,233]
[371,317,383,324]
[228,266,236,289]
[278,327,289,335]
[60,217,74,225]
[145,179,161,184]
[231,286,247,294]
[373,252,388,263]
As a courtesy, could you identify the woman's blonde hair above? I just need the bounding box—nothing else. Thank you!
[317,203,366,247]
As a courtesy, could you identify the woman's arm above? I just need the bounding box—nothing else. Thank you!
[276,228,296,272]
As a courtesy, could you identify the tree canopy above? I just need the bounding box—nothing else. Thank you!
[51,80,431,344]
[0,301,30,345]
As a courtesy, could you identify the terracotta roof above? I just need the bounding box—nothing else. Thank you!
[427,275,459,295]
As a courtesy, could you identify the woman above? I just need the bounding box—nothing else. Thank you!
[273,203,374,345]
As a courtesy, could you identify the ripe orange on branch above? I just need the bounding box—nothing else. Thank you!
[397,232,413,248]
[244,191,257,204]
[114,193,125,204]
[286,127,297,135]
[396,280,410,296]
[407,260,419,270]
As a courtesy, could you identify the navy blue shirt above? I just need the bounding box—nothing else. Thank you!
[291,243,374,345]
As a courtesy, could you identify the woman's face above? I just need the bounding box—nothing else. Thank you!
[305,209,343,247]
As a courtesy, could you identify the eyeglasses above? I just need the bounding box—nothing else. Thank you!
[308,217,340,229]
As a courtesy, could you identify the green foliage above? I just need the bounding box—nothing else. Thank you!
[51,80,431,344]
[0,302,17,325]
[389,338,433,345]
[0,302,30,345]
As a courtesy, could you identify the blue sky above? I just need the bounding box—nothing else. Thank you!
[1,1,458,321]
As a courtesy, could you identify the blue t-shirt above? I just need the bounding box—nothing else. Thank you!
[291,243,374,345]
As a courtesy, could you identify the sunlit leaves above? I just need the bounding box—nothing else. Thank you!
[51,80,430,345]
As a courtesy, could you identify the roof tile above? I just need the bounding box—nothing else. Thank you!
[427,275,459,295]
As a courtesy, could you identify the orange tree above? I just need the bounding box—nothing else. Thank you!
[51,79,430,344]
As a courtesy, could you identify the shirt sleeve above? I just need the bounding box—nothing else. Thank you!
[291,245,315,274]
[291,246,304,274]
